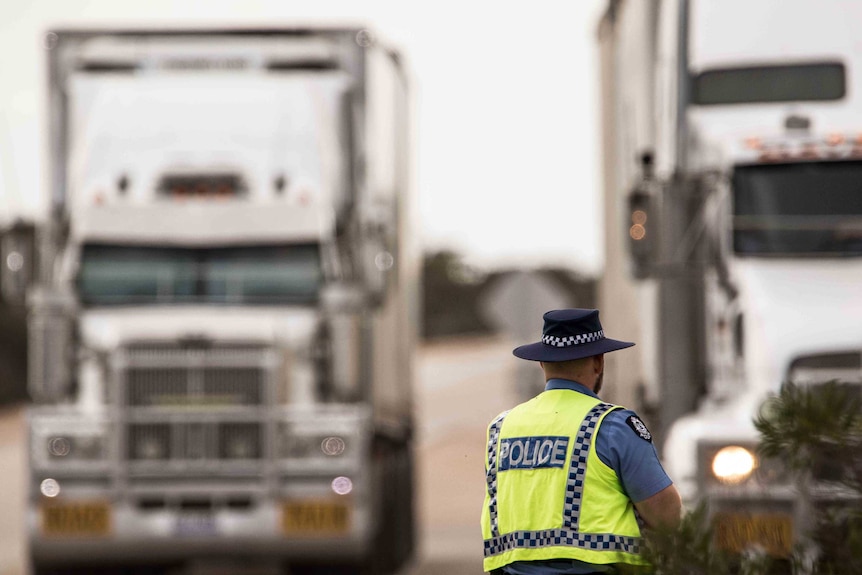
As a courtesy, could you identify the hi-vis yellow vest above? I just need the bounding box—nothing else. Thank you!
[481,390,646,571]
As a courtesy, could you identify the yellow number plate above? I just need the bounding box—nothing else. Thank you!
[714,512,793,557]
[42,501,111,537]
[282,500,350,536]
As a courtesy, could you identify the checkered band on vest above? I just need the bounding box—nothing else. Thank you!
[485,410,510,538]
[483,529,641,556]
[542,330,604,348]
[484,402,642,557]
[563,403,613,530]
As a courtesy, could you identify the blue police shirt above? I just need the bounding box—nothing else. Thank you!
[502,378,672,575]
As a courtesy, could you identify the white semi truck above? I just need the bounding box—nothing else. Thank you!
[598,0,862,558]
[20,27,418,574]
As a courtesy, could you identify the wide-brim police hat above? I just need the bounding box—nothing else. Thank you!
[513,308,634,362]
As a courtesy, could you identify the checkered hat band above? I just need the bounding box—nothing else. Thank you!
[483,529,641,557]
[542,330,604,348]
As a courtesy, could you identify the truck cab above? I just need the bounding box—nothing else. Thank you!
[27,28,417,574]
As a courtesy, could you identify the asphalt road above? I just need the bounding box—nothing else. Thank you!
[408,335,520,575]
[0,335,522,575]
[0,402,27,575]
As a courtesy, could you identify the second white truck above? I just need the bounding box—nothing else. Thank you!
[598,0,862,559]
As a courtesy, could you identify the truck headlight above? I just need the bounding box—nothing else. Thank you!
[277,407,368,464]
[47,434,106,460]
[321,436,346,456]
[711,445,757,484]
[280,430,348,458]
[31,414,111,468]
[48,437,71,457]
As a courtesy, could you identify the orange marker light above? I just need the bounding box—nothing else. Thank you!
[827,133,845,146]
[744,137,763,150]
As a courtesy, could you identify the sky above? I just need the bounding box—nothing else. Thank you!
[0,0,607,276]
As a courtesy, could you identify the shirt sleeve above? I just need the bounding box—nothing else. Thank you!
[594,408,672,503]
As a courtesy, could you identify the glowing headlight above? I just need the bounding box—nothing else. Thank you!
[712,446,757,484]
[331,476,353,495]
[40,478,61,498]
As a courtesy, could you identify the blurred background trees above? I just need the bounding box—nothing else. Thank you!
[421,250,595,341]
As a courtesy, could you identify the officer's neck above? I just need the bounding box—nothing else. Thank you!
[540,357,603,394]
[544,374,600,393]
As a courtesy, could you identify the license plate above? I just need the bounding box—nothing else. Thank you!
[175,514,218,537]
[41,501,111,537]
[282,500,350,535]
[714,512,793,556]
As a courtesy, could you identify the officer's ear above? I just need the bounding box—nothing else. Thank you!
[594,354,605,374]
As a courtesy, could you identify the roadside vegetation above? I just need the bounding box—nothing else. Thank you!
[638,381,862,574]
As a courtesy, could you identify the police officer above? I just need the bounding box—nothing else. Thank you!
[482,309,681,574]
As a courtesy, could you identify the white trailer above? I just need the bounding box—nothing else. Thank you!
[599,0,862,558]
[21,27,418,574]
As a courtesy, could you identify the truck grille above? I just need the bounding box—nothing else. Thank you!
[120,344,274,465]
[124,345,268,407]
[128,422,262,461]
[127,367,264,407]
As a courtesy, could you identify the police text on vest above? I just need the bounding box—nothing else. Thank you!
[498,436,569,471]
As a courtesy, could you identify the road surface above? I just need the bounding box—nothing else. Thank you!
[0,335,522,575]
[410,335,520,575]
[0,402,27,575]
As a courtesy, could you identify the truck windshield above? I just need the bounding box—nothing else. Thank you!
[78,244,322,305]
[692,62,845,105]
[733,161,862,257]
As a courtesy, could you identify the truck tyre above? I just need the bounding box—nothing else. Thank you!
[365,436,415,575]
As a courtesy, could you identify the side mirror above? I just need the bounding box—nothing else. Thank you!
[28,287,76,403]
[626,151,660,280]
[627,186,658,280]
[360,207,395,307]
[318,284,363,401]
[1,220,37,306]
[320,283,365,314]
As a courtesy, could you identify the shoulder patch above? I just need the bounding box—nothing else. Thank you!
[626,415,652,442]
